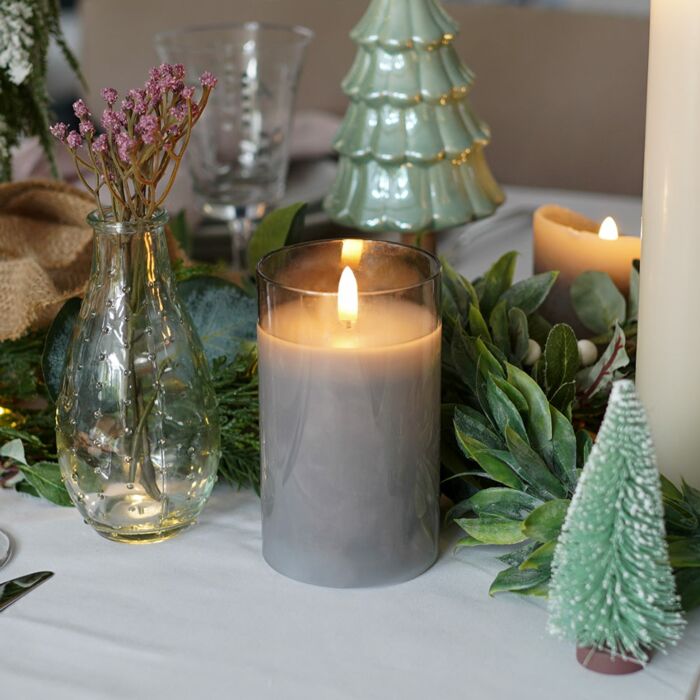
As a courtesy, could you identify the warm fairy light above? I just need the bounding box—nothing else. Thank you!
[598,216,619,241]
[341,239,364,267]
[337,266,358,326]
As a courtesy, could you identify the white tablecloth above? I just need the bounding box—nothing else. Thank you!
[2,187,699,700]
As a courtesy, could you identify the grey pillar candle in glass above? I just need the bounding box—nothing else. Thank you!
[257,240,441,588]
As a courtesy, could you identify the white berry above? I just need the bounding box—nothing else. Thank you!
[578,339,598,367]
[524,339,542,366]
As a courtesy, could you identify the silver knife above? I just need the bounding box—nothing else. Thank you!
[0,571,53,613]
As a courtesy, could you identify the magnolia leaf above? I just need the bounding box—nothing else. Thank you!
[522,499,570,542]
[550,407,577,492]
[543,324,580,395]
[505,427,566,500]
[489,565,550,596]
[19,462,73,507]
[508,307,529,363]
[480,251,518,317]
[668,539,700,569]
[466,487,541,521]
[576,324,629,402]
[549,381,576,418]
[247,202,307,271]
[0,438,28,465]
[497,542,538,567]
[520,540,556,571]
[475,338,505,380]
[628,264,640,322]
[454,535,484,550]
[500,271,558,315]
[492,376,528,414]
[42,297,81,401]
[456,517,527,545]
[177,276,257,366]
[571,271,626,334]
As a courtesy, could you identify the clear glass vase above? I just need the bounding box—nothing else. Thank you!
[56,210,220,543]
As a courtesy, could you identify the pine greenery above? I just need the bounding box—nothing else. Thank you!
[547,380,685,663]
[0,0,83,181]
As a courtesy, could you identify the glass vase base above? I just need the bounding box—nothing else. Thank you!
[90,519,195,545]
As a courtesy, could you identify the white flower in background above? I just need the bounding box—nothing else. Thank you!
[0,2,34,86]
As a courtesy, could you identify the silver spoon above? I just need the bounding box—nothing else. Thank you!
[0,530,12,570]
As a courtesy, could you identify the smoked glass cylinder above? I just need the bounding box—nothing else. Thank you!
[257,239,441,587]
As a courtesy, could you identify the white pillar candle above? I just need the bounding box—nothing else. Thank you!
[257,240,442,587]
[638,0,700,486]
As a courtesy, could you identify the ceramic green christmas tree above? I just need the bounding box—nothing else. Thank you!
[324,0,504,234]
[548,380,685,673]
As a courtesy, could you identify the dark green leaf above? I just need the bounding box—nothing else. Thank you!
[681,480,700,519]
[489,301,511,356]
[500,271,558,315]
[492,376,528,414]
[480,251,518,317]
[466,488,541,520]
[486,375,528,442]
[528,314,552,349]
[665,500,699,533]
[550,406,577,492]
[468,305,491,342]
[454,535,483,549]
[19,462,73,507]
[497,541,538,566]
[506,363,552,456]
[489,565,550,596]
[451,325,478,391]
[544,324,580,395]
[576,430,593,468]
[505,427,566,500]
[247,202,307,271]
[454,407,504,450]
[42,297,81,401]
[475,338,506,380]
[177,277,257,366]
[522,499,569,542]
[520,540,556,570]
[661,475,684,502]
[455,436,522,490]
[675,569,700,611]
[456,517,527,545]
[508,307,529,363]
[549,381,575,417]
[571,271,626,334]
[668,539,700,568]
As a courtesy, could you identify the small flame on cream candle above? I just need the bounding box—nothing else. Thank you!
[341,239,364,267]
[338,266,358,326]
[598,216,619,241]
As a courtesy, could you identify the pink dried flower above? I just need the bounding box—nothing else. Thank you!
[66,131,83,150]
[79,121,95,138]
[171,64,185,80]
[101,109,124,133]
[72,99,90,120]
[101,88,118,107]
[199,71,217,89]
[181,86,195,101]
[128,89,147,115]
[91,134,108,154]
[49,122,69,141]
[121,96,134,111]
[115,131,136,163]
[169,101,189,121]
[136,114,160,145]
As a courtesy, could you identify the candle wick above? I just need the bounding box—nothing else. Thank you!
[344,320,353,330]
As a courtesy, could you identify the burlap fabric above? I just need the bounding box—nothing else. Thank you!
[0,179,186,341]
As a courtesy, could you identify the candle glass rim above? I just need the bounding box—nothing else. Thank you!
[256,238,441,298]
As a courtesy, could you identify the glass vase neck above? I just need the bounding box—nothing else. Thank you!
[87,208,169,235]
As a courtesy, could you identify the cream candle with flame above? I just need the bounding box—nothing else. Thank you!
[257,240,441,588]
[533,205,641,333]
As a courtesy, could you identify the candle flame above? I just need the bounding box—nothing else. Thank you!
[598,216,619,241]
[341,238,364,267]
[338,266,358,325]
